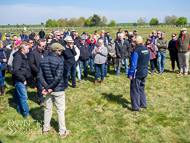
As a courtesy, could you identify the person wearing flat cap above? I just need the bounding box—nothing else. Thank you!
[62,36,78,90]
[176,28,190,76]
[77,35,91,80]
[129,36,150,112]
[37,43,71,138]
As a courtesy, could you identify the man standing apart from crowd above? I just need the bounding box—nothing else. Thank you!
[157,32,168,74]
[39,29,45,39]
[129,36,150,111]
[37,43,71,138]
[176,28,190,76]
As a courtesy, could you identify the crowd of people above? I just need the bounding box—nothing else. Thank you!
[0,27,189,138]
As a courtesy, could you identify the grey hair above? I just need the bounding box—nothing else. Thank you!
[118,33,124,37]
[161,31,166,35]
[98,39,103,43]
[19,42,28,50]
[0,40,3,45]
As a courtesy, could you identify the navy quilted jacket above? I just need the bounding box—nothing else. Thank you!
[37,52,64,92]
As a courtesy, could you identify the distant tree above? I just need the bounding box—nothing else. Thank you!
[90,14,101,26]
[150,18,159,25]
[41,22,44,26]
[8,24,10,26]
[128,24,132,26]
[68,18,77,27]
[76,17,85,27]
[133,23,137,26]
[137,17,146,25]
[45,19,54,27]
[101,16,108,26]
[52,19,59,27]
[176,17,187,26]
[57,18,67,27]
[16,24,19,27]
[84,19,91,27]
[164,15,178,25]
[107,20,116,27]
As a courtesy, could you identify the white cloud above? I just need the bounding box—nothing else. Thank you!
[0,4,190,25]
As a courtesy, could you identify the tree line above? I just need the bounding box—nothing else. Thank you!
[45,14,117,27]
[44,14,187,28]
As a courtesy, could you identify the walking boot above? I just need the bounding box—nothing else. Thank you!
[1,86,6,93]
[94,80,97,85]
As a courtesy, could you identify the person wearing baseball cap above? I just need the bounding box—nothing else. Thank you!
[176,28,190,76]
[129,36,150,111]
[37,43,71,138]
[3,33,11,50]
[133,29,138,37]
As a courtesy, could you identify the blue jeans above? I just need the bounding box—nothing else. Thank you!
[89,58,94,71]
[117,58,128,75]
[64,64,76,88]
[13,82,30,117]
[150,60,154,71]
[0,77,5,87]
[95,64,105,81]
[104,64,107,76]
[79,60,89,79]
[158,52,167,72]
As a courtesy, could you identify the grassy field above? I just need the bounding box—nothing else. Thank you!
[0,27,190,142]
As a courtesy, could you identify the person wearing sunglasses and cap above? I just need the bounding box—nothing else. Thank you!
[29,39,48,107]
[176,28,190,76]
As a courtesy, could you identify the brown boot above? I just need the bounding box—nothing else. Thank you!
[94,80,97,85]
[1,86,6,93]
[101,80,103,84]
[0,87,2,96]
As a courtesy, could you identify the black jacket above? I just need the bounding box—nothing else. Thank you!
[29,48,48,76]
[37,52,64,92]
[13,51,31,84]
[74,37,81,45]
[115,39,131,59]
[62,45,77,67]
[39,31,45,38]
[29,34,35,40]
[51,39,65,46]
[0,48,8,71]
[78,43,91,61]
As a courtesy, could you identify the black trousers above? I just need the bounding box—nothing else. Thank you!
[37,79,44,103]
[130,77,147,110]
[169,50,179,70]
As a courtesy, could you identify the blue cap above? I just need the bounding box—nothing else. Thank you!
[134,29,137,32]
[109,37,113,41]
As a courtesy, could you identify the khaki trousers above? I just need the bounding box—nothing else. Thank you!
[43,91,66,135]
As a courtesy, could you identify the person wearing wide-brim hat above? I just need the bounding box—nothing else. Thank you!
[129,36,150,111]
[62,36,78,90]
[176,28,190,76]
[37,43,71,138]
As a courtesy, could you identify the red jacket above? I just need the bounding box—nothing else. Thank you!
[86,37,97,44]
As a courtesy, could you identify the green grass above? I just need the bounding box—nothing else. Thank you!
[0,27,190,142]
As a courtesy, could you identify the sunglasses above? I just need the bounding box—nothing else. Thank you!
[56,35,61,36]
[61,34,63,35]
[172,36,176,37]
[29,42,33,44]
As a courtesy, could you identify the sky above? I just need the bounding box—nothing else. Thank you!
[1,0,190,25]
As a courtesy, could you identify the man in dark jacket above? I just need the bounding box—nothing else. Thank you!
[39,29,45,39]
[129,36,150,111]
[62,36,78,90]
[115,33,131,76]
[29,39,48,106]
[13,42,33,118]
[73,32,81,45]
[51,31,64,45]
[3,33,11,49]
[78,36,91,80]
[0,32,2,40]
[29,31,36,40]
[20,30,28,41]
[37,43,71,138]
